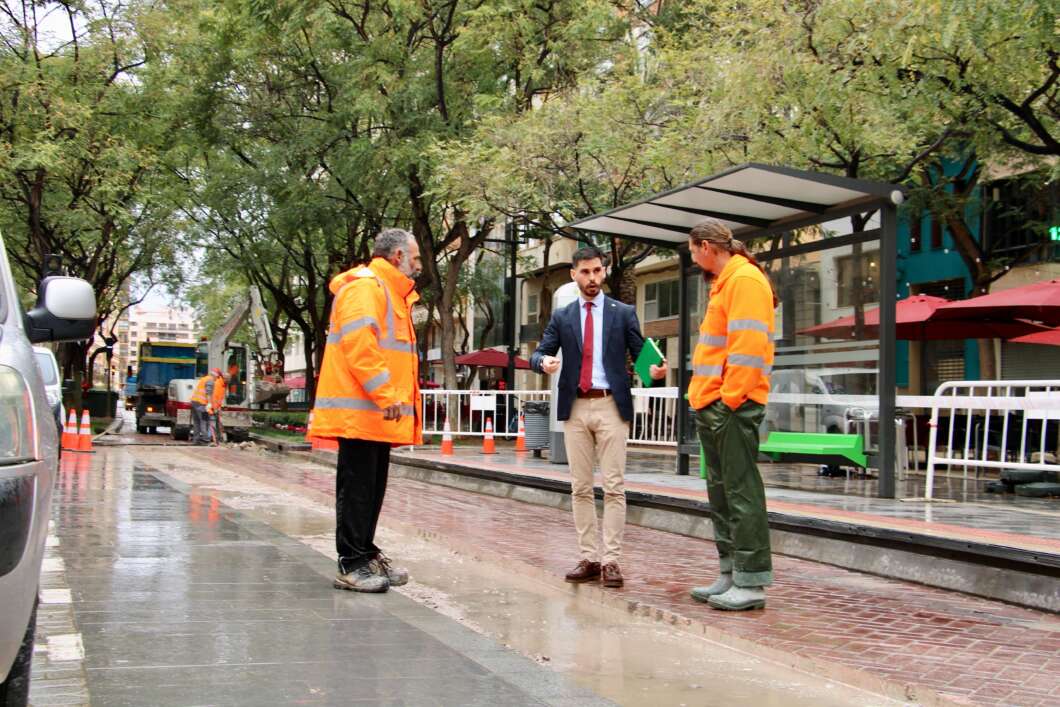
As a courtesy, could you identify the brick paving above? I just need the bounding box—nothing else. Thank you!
[175,446,1060,707]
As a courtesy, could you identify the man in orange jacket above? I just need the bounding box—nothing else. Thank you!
[190,368,226,446]
[208,368,226,445]
[687,218,777,611]
[308,228,422,593]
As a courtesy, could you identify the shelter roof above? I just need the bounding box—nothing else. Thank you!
[570,163,903,247]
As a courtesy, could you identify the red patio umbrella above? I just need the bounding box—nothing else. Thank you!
[798,295,1048,341]
[933,279,1060,327]
[453,348,531,369]
[1009,327,1060,347]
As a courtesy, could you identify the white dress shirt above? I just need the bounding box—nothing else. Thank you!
[578,291,610,390]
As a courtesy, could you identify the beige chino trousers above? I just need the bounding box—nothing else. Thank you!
[563,396,628,565]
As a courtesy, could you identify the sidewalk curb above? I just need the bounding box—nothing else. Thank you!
[248,432,311,454]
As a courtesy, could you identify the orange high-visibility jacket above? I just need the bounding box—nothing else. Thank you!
[308,257,422,445]
[210,375,225,410]
[689,254,775,411]
[191,374,226,410]
[191,374,214,406]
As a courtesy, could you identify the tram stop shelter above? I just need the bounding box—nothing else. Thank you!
[567,163,906,498]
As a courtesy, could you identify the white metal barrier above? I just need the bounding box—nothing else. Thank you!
[420,389,551,438]
[631,386,680,446]
[924,380,1060,500]
[420,387,682,445]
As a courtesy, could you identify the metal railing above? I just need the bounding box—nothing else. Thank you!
[924,380,1060,500]
[631,386,681,446]
[420,389,550,438]
[419,387,683,446]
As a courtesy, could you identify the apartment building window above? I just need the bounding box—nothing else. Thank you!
[836,250,880,308]
[909,211,923,252]
[645,279,681,320]
[930,220,944,250]
[526,293,539,325]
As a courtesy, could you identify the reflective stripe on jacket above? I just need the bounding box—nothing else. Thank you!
[308,257,422,445]
[689,254,775,411]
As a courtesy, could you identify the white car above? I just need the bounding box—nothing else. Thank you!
[0,241,95,705]
[32,347,63,436]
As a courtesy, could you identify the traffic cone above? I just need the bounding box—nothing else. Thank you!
[481,417,496,454]
[76,410,94,453]
[440,418,454,456]
[515,414,527,452]
[305,412,318,450]
[61,410,77,451]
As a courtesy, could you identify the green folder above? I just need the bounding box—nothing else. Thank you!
[634,337,665,387]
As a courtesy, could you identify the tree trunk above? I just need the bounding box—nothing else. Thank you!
[539,236,554,324]
[302,324,317,407]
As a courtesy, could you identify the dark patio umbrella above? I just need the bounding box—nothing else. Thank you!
[933,279,1060,327]
[454,348,531,369]
[798,295,1048,341]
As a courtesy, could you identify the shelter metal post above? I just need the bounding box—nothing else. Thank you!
[504,220,518,391]
[878,203,898,498]
[676,249,692,476]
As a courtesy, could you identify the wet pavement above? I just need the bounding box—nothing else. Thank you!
[156,442,1060,707]
[33,430,903,706]
[36,451,607,706]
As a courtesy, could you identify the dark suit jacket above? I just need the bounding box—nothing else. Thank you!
[530,295,647,422]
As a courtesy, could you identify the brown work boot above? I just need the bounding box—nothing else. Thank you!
[564,560,601,583]
[602,562,624,588]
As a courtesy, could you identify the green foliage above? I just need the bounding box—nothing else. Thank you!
[0,1,184,321]
[251,410,308,427]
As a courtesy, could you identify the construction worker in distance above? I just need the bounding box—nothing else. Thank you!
[308,228,422,594]
[208,368,227,446]
[190,368,225,446]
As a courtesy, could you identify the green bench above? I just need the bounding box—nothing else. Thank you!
[760,432,868,470]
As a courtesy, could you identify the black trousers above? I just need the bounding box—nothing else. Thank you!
[335,438,391,573]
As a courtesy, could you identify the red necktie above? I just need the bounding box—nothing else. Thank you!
[579,302,594,393]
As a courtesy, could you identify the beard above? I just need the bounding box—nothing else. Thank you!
[398,252,421,279]
[578,282,600,297]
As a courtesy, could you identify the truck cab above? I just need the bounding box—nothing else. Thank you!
[134,342,197,434]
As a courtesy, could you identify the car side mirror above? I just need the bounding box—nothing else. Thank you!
[24,276,97,343]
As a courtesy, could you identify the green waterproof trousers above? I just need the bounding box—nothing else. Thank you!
[695,400,773,587]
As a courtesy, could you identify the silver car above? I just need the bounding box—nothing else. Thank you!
[0,240,95,705]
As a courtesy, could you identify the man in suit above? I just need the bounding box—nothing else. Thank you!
[531,245,667,588]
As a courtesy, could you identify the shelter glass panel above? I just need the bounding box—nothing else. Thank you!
[757,234,882,450]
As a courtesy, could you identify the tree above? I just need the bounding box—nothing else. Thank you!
[0,1,183,389]
[651,0,1057,377]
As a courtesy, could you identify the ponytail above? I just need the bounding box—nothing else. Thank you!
[689,219,779,308]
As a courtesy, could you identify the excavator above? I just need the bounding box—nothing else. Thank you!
[167,287,290,441]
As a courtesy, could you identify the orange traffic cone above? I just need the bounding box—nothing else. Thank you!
[515,414,527,452]
[76,410,94,453]
[61,410,77,451]
[481,417,496,454]
[440,418,454,456]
